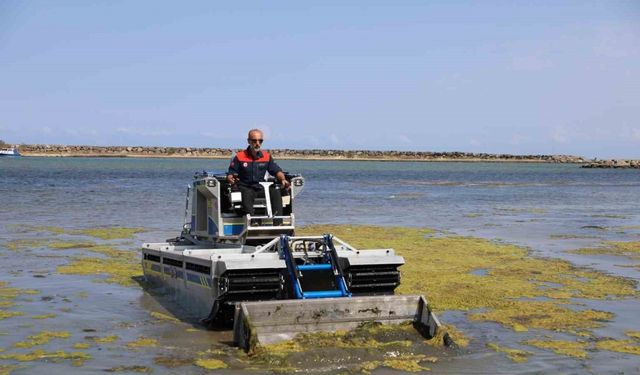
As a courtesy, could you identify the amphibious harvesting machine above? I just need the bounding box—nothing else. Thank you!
[141,172,442,350]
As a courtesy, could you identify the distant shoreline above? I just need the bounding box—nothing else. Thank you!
[17,144,585,163]
[9,144,640,168]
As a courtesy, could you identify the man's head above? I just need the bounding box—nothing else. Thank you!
[247,128,264,155]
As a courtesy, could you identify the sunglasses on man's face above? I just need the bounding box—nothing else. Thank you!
[249,139,264,143]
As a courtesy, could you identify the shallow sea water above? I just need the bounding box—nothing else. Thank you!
[1,157,639,374]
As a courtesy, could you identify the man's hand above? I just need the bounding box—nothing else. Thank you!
[227,174,238,185]
[279,178,291,190]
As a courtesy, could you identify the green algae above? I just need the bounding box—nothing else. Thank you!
[571,241,640,260]
[626,331,640,340]
[194,358,228,370]
[596,339,640,355]
[48,241,97,250]
[14,331,71,348]
[150,311,180,323]
[293,224,640,363]
[346,354,436,373]
[249,321,445,373]
[73,343,90,349]
[0,302,14,309]
[523,339,589,359]
[299,225,635,335]
[71,227,145,240]
[32,226,146,240]
[105,365,152,373]
[75,291,88,298]
[0,364,21,375]
[549,234,598,240]
[92,335,118,344]
[591,214,628,219]
[0,349,90,366]
[469,301,613,332]
[36,226,67,235]
[0,311,23,320]
[56,245,142,286]
[31,314,56,320]
[154,355,193,368]
[464,213,482,218]
[0,282,39,300]
[4,239,49,252]
[423,324,469,348]
[486,343,532,363]
[382,354,433,372]
[126,337,158,348]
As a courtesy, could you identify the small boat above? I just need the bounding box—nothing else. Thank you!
[0,147,21,157]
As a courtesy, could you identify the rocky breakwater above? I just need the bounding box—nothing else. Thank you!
[21,144,234,158]
[581,159,640,169]
[19,144,588,163]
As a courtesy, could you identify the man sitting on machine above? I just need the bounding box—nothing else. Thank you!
[226,128,290,224]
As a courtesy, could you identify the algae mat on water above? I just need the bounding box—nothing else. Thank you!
[295,225,638,363]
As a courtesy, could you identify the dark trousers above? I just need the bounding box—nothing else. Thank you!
[237,184,283,217]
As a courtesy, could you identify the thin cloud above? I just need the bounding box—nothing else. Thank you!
[329,133,341,146]
[396,134,412,144]
[511,54,553,72]
[510,134,529,145]
[551,127,568,144]
[116,127,174,137]
[64,128,98,136]
[593,24,638,59]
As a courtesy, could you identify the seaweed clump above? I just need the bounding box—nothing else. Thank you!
[571,241,640,260]
[33,226,145,240]
[297,225,639,360]
[299,225,636,333]
[486,343,532,363]
[126,337,158,349]
[523,340,589,359]
[104,365,151,373]
[194,358,228,370]
[56,245,142,286]
[14,331,71,348]
[150,311,180,323]
[0,350,90,366]
[248,322,447,373]
[0,282,38,321]
[595,339,640,355]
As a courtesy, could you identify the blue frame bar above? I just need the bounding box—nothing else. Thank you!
[302,290,345,299]
[298,264,332,271]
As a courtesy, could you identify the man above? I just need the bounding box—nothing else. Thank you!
[227,129,290,222]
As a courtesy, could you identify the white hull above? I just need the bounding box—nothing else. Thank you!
[0,148,21,157]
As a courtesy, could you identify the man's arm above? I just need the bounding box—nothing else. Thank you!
[227,155,239,184]
[268,157,290,189]
[275,170,290,189]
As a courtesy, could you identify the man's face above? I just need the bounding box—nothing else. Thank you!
[248,131,264,153]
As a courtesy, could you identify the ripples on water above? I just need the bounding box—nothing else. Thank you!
[1,157,639,373]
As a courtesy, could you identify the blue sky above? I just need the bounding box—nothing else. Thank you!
[1,1,638,158]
